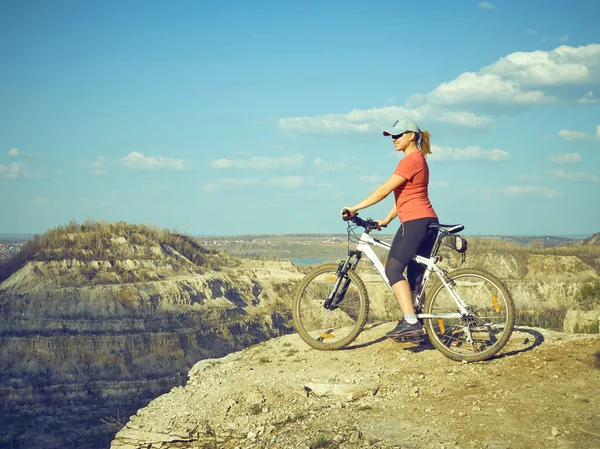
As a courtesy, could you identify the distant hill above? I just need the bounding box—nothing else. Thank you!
[0,220,221,284]
[583,232,600,245]
[0,220,302,449]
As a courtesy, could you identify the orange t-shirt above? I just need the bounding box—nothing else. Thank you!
[393,151,438,222]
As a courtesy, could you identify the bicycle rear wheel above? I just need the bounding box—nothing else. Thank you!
[424,269,515,362]
[293,263,369,350]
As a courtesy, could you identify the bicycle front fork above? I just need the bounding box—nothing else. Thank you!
[323,251,361,310]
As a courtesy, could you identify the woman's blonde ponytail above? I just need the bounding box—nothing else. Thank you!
[419,130,431,155]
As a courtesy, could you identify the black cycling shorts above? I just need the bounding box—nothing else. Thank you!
[385,217,439,290]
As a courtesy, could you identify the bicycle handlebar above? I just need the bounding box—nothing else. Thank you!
[341,209,382,233]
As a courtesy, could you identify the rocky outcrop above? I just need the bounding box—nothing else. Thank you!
[442,251,597,296]
[110,326,600,449]
[583,232,600,245]
[0,228,304,449]
[3,223,600,448]
[563,309,600,333]
[360,250,600,327]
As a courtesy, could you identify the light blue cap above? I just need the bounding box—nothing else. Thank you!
[382,118,421,136]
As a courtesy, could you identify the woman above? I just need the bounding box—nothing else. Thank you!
[341,118,439,339]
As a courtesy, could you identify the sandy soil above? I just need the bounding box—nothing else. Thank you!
[111,324,600,449]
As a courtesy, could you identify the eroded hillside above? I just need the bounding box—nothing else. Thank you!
[1,223,599,448]
[0,222,304,449]
[110,326,600,449]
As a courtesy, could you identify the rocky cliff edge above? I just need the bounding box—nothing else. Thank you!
[111,325,600,449]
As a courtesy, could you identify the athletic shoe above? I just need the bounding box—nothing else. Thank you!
[385,318,424,339]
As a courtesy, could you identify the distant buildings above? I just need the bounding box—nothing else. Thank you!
[0,242,27,262]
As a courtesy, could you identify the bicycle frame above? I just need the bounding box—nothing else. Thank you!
[344,230,469,319]
[294,215,514,358]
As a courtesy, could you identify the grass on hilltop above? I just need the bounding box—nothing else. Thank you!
[0,219,219,284]
[466,237,600,272]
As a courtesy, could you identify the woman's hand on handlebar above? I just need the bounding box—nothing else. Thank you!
[374,219,388,231]
[341,207,357,220]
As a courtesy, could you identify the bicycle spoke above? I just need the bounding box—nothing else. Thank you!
[293,264,369,350]
[425,269,515,362]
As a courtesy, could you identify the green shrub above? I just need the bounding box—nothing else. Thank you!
[516,307,569,331]
[573,322,599,334]
[311,435,337,449]
[576,281,600,311]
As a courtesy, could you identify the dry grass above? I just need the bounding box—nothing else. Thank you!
[0,220,222,284]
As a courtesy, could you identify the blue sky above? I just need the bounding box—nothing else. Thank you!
[1,0,599,237]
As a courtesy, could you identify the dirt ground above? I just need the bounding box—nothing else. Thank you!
[112,325,600,449]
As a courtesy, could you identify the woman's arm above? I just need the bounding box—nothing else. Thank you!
[378,203,398,227]
[342,174,406,218]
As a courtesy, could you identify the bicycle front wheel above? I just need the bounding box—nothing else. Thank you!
[292,263,369,350]
[424,269,515,362]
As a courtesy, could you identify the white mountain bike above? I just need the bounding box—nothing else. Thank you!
[292,213,515,362]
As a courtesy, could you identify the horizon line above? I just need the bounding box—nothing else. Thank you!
[0,232,594,239]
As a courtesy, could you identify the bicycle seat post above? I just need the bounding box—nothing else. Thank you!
[429,229,444,259]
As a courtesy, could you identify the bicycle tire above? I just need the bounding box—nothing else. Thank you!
[424,268,515,362]
[292,263,369,350]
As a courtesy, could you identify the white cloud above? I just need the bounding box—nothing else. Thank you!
[204,178,260,191]
[558,129,592,141]
[526,29,538,35]
[483,44,600,87]
[210,159,234,169]
[276,43,600,139]
[558,35,569,43]
[405,44,600,112]
[464,185,561,200]
[0,162,23,178]
[90,156,109,175]
[359,174,384,184]
[0,162,38,179]
[412,72,550,107]
[34,198,48,205]
[431,181,450,188]
[7,148,40,157]
[516,173,542,181]
[478,2,495,9]
[272,175,314,189]
[314,156,350,172]
[122,152,185,171]
[278,115,371,135]
[548,153,581,164]
[211,154,303,170]
[278,105,493,137]
[204,176,315,191]
[317,182,335,189]
[499,186,563,198]
[552,169,599,182]
[578,91,600,104]
[596,125,600,140]
[458,187,494,200]
[429,145,509,162]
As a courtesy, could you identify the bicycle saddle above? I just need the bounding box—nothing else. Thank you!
[429,223,464,234]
